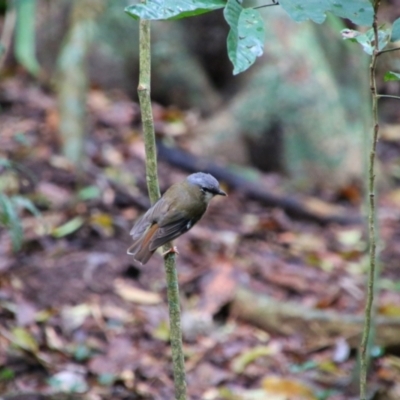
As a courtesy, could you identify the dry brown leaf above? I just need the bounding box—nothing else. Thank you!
[44,326,66,352]
[36,181,72,207]
[303,197,344,218]
[15,300,37,326]
[379,303,400,317]
[199,258,237,316]
[387,188,400,205]
[88,336,138,376]
[22,211,64,239]
[262,376,316,400]
[114,279,162,305]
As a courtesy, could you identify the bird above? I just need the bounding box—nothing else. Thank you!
[127,172,227,265]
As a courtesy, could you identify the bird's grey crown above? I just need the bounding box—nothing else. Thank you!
[187,172,220,191]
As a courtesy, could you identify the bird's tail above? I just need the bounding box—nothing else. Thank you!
[127,241,155,265]
[127,224,158,265]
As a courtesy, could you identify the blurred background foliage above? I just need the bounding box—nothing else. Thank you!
[0,0,381,186]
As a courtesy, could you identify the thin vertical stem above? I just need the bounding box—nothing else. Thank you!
[137,18,187,400]
[137,19,160,204]
[163,250,187,400]
[359,1,380,399]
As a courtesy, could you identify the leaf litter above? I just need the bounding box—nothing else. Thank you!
[1,77,400,399]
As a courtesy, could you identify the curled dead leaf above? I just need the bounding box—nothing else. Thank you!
[114,279,162,305]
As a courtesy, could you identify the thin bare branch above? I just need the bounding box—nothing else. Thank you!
[377,47,400,55]
[377,94,400,100]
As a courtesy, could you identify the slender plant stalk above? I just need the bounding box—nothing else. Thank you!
[359,1,380,399]
[137,18,187,400]
[57,0,102,167]
[0,0,16,70]
[162,250,187,400]
[137,19,160,203]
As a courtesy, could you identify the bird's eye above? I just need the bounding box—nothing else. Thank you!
[201,187,218,196]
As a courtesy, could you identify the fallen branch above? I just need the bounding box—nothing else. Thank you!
[232,287,400,348]
[157,141,361,225]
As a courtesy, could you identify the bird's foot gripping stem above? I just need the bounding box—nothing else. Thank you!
[162,246,179,257]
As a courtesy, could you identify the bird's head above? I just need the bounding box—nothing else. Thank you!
[186,172,227,203]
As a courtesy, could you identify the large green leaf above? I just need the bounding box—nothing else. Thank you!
[279,0,373,26]
[279,0,329,24]
[125,0,225,21]
[224,0,265,75]
[328,0,373,26]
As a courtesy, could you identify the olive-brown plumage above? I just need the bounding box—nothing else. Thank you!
[127,172,226,264]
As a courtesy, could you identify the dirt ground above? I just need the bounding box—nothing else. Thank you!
[1,77,400,400]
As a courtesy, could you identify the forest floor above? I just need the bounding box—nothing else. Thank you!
[1,76,400,400]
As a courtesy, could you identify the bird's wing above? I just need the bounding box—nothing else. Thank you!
[127,199,170,263]
[127,222,159,264]
[129,197,169,241]
[149,212,199,251]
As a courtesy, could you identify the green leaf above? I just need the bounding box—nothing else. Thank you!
[328,0,373,26]
[391,17,400,42]
[11,195,41,218]
[224,0,265,75]
[0,193,12,225]
[77,185,101,201]
[11,327,39,353]
[375,28,391,51]
[0,157,13,169]
[125,0,225,21]
[384,71,400,81]
[0,367,15,381]
[289,360,318,373]
[73,344,91,361]
[279,0,373,26]
[232,345,278,373]
[152,320,170,341]
[279,0,329,24]
[0,193,23,251]
[341,29,373,54]
[97,373,116,386]
[14,0,40,76]
[52,216,84,238]
[342,28,391,54]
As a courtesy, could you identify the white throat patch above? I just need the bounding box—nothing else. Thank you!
[203,191,214,203]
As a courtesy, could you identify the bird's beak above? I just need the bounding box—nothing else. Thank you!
[217,188,227,196]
